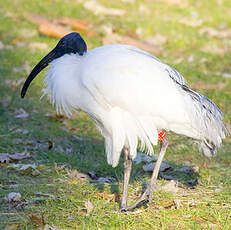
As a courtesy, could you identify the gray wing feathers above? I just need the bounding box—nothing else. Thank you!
[164,63,224,123]
[164,65,186,86]
[164,63,228,156]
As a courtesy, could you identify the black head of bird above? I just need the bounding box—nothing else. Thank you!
[21,32,87,98]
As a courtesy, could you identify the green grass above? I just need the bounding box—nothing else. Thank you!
[0,0,231,229]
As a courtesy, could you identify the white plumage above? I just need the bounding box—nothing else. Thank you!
[42,44,227,167]
[21,32,228,210]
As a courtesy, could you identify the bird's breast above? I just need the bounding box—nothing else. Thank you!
[42,53,85,115]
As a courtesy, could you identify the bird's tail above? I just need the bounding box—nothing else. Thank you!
[183,86,229,156]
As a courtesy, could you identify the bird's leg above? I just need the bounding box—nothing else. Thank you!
[120,146,132,210]
[147,136,169,203]
[124,136,169,211]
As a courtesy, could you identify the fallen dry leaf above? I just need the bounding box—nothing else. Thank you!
[173,57,184,65]
[145,34,168,47]
[199,27,220,38]
[84,0,125,16]
[14,139,53,151]
[220,72,231,78]
[199,27,231,39]
[173,199,182,209]
[159,180,178,193]
[54,18,95,37]
[187,54,194,63]
[54,163,67,171]
[7,192,22,202]
[28,14,95,39]
[103,33,163,55]
[19,28,38,38]
[0,152,31,164]
[14,62,31,75]
[29,42,48,51]
[0,40,4,49]
[4,224,22,230]
[1,96,12,108]
[15,128,29,135]
[27,197,55,206]
[55,17,89,27]
[72,135,84,142]
[217,0,223,4]
[28,13,50,24]
[39,22,71,39]
[100,23,113,35]
[8,152,31,161]
[34,192,55,199]
[7,163,41,176]
[94,192,115,201]
[29,214,45,227]
[201,43,227,57]
[158,0,188,8]
[84,200,94,214]
[5,78,26,88]
[179,17,203,27]
[14,108,29,119]
[163,200,176,209]
[163,199,182,209]
[12,38,25,47]
[0,154,10,163]
[5,194,26,211]
[125,29,139,39]
[2,184,21,189]
[122,0,135,3]
[67,169,89,181]
[138,4,150,15]
[187,200,196,207]
[38,224,60,230]
[68,179,79,185]
[136,27,144,37]
[37,165,47,170]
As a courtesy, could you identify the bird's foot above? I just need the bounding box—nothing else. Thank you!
[119,196,146,212]
[147,182,157,204]
[119,183,156,212]
[119,206,129,212]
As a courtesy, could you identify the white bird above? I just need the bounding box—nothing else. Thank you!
[21,32,228,211]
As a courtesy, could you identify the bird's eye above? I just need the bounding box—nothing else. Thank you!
[60,40,65,46]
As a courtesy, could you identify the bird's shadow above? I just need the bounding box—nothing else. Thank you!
[62,136,201,210]
[86,154,201,210]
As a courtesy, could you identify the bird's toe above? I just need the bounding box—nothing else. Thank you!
[119,206,128,212]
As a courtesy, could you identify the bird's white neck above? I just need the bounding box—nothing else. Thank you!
[42,53,84,116]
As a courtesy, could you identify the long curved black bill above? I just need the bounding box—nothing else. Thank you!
[21,48,57,98]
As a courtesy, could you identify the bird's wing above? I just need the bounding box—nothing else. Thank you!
[128,46,224,120]
[129,46,228,153]
[132,46,227,148]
